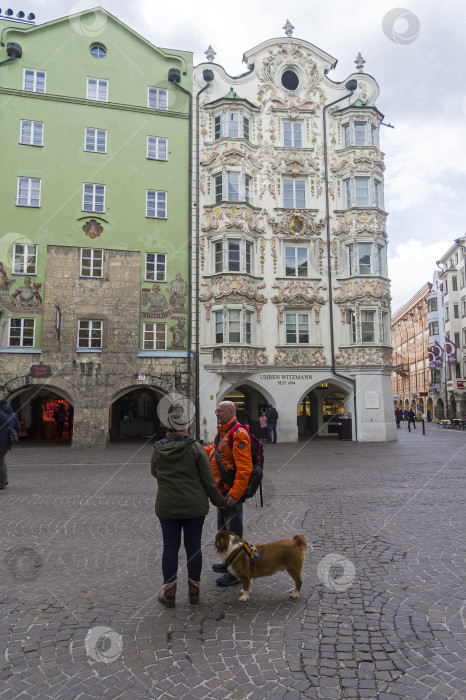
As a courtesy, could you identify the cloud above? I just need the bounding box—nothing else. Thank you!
[388,239,449,313]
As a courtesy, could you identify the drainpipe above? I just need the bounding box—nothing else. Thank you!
[0,42,22,66]
[322,79,358,439]
[168,69,193,418]
[193,69,214,439]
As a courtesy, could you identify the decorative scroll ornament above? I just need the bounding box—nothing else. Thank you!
[272,281,327,305]
[265,209,325,238]
[201,277,267,303]
[335,347,392,366]
[202,206,266,236]
[82,220,103,239]
[333,279,391,305]
[224,348,269,365]
[274,347,326,366]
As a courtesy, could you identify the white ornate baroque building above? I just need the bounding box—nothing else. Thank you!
[193,24,395,443]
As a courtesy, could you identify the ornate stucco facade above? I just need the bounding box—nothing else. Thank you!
[194,27,396,442]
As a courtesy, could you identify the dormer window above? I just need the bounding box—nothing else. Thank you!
[214,112,249,140]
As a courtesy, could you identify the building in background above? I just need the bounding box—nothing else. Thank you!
[391,283,432,419]
[193,24,395,442]
[0,8,192,445]
[426,271,444,418]
[436,237,466,419]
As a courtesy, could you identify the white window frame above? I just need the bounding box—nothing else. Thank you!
[145,253,166,282]
[19,120,44,146]
[17,177,41,207]
[84,128,107,153]
[87,77,108,102]
[283,121,303,148]
[344,175,384,209]
[214,171,251,204]
[146,190,167,219]
[23,69,46,93]
[13,244,37,275]
[285,312,310,344]
[80,248,103,278]
[283,178,306,208]
[77,320,103,349]
[148,87,168,110]
[83,183,105,213]
[284,246,308,277]
[348,242,386,276]
[213,308,253,345]
[147,136,168,161]
[361,310,376,343]
[214,111,250,140]
[213,238,253,274]
[342,119,379,148]
[143,322,167,350]
[8,318,35,347]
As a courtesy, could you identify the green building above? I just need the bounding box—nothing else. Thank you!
[0,7,192,446]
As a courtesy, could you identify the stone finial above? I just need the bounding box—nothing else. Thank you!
[283,19,294,37]
[205,45,216,63]
[354,52,366,72]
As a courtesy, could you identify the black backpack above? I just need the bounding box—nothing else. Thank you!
[214,423,264,506]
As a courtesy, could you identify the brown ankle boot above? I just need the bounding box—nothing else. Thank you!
[158,580,177,608]
[188,578,200,605]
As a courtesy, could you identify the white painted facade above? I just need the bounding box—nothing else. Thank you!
[193,29,396,443]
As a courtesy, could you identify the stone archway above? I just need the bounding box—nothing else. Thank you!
[8,384,75,442]
[109,386,164,441]
[297,381,352,440]
[221,383,270,438]
[436,397,444,420]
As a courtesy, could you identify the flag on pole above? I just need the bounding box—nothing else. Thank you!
[428,347,437,371]
[445,337,458,366]
[433,341,444,369]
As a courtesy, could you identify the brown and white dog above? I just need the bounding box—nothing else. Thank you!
[214,530,308,602]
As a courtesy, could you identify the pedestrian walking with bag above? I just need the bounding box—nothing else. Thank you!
[205,401,253,587]
[151,417,224,607]
[266,404,278,443]
[0,399,20,490]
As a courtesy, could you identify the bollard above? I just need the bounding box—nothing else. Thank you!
[408,421,410,432]
[422,419,425,435]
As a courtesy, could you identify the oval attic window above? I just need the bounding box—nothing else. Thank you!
[281,69,299,91]
[90,44,107,59]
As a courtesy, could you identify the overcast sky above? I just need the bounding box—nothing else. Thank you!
[21,0,466,311]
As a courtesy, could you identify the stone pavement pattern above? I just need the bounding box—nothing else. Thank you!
[0,425,465,700]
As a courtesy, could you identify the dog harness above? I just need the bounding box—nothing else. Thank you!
[225,540,260,573]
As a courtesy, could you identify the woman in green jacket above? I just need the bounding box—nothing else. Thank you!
[151,427,224,607]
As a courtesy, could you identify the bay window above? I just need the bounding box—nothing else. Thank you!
[214,171,251,203]
[214,308,253,344]
[214,239,253,274]
[214,111,249,140]
[344,175,384,209]
[342,119,379,148]
[348,242,386,276]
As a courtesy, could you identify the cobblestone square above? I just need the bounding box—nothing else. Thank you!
[0,425,465,699]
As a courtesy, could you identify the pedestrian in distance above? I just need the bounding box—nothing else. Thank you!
[151,415,224,607]
[205,401,254,587]
[54,403,67,438]
[0,399,21,490]
[395,408,402,429]
[266,404,278,443]
[259,411,268,441]
[407,408,416,430]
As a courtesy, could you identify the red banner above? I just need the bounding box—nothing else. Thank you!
[433,341,444,369]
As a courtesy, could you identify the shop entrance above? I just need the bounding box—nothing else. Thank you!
[297,384,350,440]
[297,391,318,439]
[9,387,73,442]
[109,388,163,441]
[222,385,269,437]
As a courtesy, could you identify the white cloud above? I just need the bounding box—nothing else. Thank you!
[388,239,449,313]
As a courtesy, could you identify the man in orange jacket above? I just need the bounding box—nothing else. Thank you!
[205,400,253,586]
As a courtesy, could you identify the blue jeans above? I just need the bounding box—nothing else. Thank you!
[267,423,277,443]
[158,516,205,583]
[217,501,243,538]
